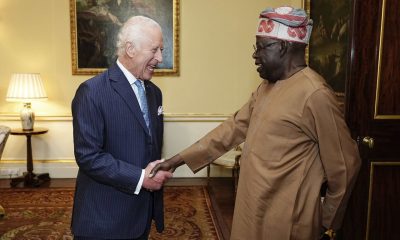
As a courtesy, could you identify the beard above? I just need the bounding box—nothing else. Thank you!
[257,65,283,83]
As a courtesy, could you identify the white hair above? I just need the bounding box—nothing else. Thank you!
[116,16,162,57]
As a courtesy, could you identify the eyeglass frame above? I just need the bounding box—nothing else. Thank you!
[253,41,281,54]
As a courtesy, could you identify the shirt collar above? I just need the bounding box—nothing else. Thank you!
[116,59,142,86]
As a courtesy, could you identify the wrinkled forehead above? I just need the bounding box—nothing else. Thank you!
[140,26,163,45]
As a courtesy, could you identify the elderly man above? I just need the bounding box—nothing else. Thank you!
[71,16,172,239]
[151,6,361,240]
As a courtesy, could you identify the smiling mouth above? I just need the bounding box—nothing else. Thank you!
[255,63,263,72]
[147,64,157,72]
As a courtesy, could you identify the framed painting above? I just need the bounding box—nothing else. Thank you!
[70,0,180,76]
[303,0,351,95]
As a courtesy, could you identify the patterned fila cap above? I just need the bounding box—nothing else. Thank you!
[256,6,313,44]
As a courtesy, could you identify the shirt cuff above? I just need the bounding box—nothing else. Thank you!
[134,169,145,195]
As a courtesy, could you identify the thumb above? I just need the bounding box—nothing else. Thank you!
[148,170,155,178]
[148,159,166,178]
[152,159,165,165]
[148,164,158,178]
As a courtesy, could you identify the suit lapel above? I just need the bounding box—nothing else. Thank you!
[108,64,150,135]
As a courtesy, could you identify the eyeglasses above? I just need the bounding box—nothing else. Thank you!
[253,41,280,53]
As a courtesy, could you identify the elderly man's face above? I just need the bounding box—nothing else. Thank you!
[253,36,284,82]
[130,27,163,81]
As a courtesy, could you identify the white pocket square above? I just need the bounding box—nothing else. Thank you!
[157,106,164,116]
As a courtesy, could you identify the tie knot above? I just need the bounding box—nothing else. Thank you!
[134,80,144,89]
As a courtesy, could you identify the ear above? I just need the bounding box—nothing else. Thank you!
[125,42,136,58]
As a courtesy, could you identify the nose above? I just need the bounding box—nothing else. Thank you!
[252,51,257,59]
[155,48,163,63]
[252,45,258,59]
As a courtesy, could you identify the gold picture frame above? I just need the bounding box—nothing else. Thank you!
[70,0,180,76]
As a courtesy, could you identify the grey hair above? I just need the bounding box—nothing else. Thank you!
[116,16,162,57]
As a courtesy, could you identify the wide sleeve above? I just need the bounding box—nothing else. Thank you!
[180,84,262,173]
[301,88,361,230]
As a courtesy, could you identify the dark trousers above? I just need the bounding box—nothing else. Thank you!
[74,196,154,240]
[73,225,151,240]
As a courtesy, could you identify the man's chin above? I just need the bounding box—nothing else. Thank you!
[142,73,153,81]
[258,72,269,81]
[259,74,278,83]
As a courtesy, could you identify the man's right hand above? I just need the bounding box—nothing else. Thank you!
[149,154,185,178]
[142,160,173,191]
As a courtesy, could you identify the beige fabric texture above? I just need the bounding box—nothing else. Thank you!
[179,67,361,240]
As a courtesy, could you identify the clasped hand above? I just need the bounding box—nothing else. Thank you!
[148,157,176,178]
[142,159,173,191]
[148,154,183,180]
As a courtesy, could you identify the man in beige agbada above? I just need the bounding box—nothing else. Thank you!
[151,6,361,240]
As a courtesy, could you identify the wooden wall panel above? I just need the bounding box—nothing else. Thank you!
[375,0,400,117]
[367,163,400,240]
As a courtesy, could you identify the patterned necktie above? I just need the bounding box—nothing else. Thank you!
[134,80,150,131]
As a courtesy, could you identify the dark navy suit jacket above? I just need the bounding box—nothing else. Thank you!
[71,63,164,238]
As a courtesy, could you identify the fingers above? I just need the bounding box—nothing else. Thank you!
[148,159,164,167]
[146,159,164,178]
[143,159,173,191]
[152,170,173,182]
[149,159,161,167]
[148,159,165,178]
[148,166,158,178]
[142,169,173,191]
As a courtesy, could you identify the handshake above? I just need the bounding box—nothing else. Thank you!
[142,155,183,192]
